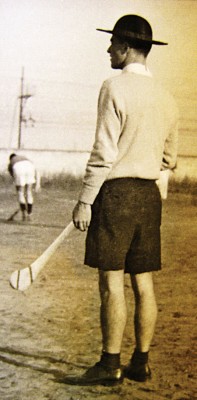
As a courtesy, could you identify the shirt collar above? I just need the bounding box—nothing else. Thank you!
[122,63,152,77]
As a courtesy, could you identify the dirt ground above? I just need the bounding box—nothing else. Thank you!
[0,184,196,400]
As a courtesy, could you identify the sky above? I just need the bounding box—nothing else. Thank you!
[0,0,196,154]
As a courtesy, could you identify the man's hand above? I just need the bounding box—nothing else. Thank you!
[72,201,92,231]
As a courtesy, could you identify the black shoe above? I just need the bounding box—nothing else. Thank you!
[63,361,124,386]
[124,362,151,382]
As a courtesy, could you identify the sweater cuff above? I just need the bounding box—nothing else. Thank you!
[78,185,101,205]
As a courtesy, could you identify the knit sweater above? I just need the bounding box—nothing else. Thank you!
[79,69,179,205]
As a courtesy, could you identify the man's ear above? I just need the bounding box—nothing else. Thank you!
[122,41,130,54]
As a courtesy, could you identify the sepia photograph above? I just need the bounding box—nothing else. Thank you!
[0,1,196,399]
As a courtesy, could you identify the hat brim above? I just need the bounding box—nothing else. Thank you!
[96,28,168,46]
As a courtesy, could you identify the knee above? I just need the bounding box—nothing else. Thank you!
[99,271,124,300]
[26,185,33,203]
[17,186,25,204]
[131,273,156,302]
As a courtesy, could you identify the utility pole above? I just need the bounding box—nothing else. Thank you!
[18,67,34,149]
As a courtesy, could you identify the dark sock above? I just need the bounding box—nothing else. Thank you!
[27,203,33,214]
[131,348,149,365]
[100,351,120,369]
[20,203,26,212]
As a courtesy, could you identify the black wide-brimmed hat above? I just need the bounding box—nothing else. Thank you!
[97,15,167,46]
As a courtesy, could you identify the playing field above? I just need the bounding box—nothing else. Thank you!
[0,184,196,400]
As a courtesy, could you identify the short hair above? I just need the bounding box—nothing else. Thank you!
[9,153,17,160]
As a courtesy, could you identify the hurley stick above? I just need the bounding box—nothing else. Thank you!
[7,209,20,221]
[9,221,74,291]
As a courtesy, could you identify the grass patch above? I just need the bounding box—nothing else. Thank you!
[0,173,12,185]
[42,172,197,197]
[1,171,196,198]
[169,175,197,196]
[41,172,83,192]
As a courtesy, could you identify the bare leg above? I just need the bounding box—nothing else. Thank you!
[26,184,33,213]
[16,185,26,220]
[26,184,33,205]
[131,272,157,352]
[25,184,34,219]
[64,272,126,385]
[99,270,127,354]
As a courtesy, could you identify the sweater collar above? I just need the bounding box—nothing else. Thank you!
[122,63,152,77]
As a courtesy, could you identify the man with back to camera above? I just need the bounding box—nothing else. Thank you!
[70,14,179,386]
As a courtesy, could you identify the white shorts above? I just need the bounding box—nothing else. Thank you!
[13,160,36,186]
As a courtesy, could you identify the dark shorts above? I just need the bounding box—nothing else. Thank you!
[85,178,162,274]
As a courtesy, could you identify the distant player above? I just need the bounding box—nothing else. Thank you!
[8,153,39,221]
